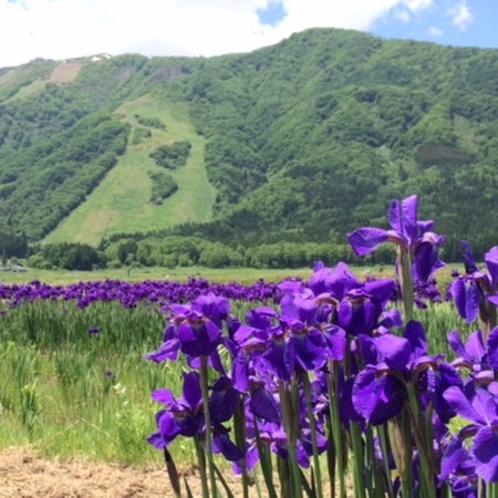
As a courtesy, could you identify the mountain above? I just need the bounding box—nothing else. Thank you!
[1,28,498,264]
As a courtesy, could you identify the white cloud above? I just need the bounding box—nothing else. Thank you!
[394,10,411,23]
[427,26,443,37]
[403,0,432,11]
[0,0,434,68]
[391,0,432,25]
[448,2,473,31]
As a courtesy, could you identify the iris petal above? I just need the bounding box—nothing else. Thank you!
[347,227,389,256]
[487,327,498,370]
[250,385,281,423]
[466,331,486,362]
[439,436,473,482]
[451,278,479,323]
[473,426,498,482]
[213,432,245,462]
[443,386,486,425]
[485,247,498,290]
[374,334,411,372]
[182,372,202,409]
[447,330,469,361]
[352,367,405,425]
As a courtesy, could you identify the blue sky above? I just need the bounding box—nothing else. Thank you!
[0,0,495,68]
[257,1,497,49]
[371,1,498,49]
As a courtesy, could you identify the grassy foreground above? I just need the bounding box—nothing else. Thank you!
[0,262,469,469]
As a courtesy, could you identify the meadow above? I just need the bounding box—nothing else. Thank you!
[0,269,289,458]
[43,94,215,247]
[0,247,485,498]
[0,265,316,286]
[0,263,469,463]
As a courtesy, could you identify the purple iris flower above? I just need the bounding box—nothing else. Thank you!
[347,194,445,282]
[308,261,360,298]
[176,312,222,357]
[444,385,498,482]
[246,299,344,381]
[352,362,406,425]
[208,375,240,424]
[254,418,328,469]
[449,327,498,394]
[148,371,243,462]
[439,435,478,497]
[148,371,204,448]
[144,295,227,362]
[352,321,461,425]
[249,381,281,424]
[451,242,498,326]
[336,278,399,336]
[193,292,230,328]
[448,330,486,372]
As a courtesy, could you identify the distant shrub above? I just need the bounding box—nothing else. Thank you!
[33,243,107,271]
[149,141,191,169]
[27,254,52,270]
[131,126,152,145]
[147,171,178,204]
[107,259,122,269]
[134,114,166,130]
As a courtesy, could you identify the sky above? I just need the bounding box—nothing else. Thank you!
[0,0,496,68]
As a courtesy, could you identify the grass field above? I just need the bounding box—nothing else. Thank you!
[0,299,180,465]
[0,257,473,498]
[43,93,215,247]
[0,263,471,471]
[0,262,462,288]
[0,266,315,286]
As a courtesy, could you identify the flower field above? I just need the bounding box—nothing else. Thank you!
[0,277,282,465]
[2,195,496,497]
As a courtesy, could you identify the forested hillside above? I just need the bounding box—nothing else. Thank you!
[2,29,498,266]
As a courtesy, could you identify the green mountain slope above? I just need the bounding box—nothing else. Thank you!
[2,28,498,261]
[43,93,215,246]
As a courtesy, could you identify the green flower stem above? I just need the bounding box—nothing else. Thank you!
[365,428,386,497]
[488,481,498,498]
[200,355,218,498]
[376,425,395,498]
[164,448,182,498]
[254,419,278,498]
[279,380,303,498]
[253,466,263,498]
[406,383,436,498]
[397,247,414,323]
[277,455,291,498]
[387,412,413,498]
[350,422,366,498]
[194,436,210,498]
[325,416,336,498]
[302,371,324,498]
[327,361,347,498]
[234,396,250,498]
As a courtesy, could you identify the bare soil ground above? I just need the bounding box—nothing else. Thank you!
[50,63,82,84]
[0,447,350,497]
[0,447,245,497]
